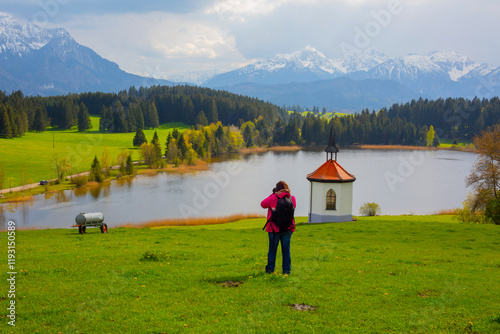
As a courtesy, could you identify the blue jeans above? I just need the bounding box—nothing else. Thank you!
[266,231,292,274]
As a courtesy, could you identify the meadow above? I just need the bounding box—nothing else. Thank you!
[1,215,499,333]
[0,117,188,188]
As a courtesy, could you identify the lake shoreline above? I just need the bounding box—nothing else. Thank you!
[351,144,477,152]
[0,143,476,203]
[1,214,460,232]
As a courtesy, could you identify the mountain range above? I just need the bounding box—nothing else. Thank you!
[0,12,172,96]
[1,12,499,111]
[203,47,499,110]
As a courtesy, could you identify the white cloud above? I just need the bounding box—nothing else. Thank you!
[62,11,247,77]
[205,0,318,22]
[52,0,500,79]
[147,18,234,59]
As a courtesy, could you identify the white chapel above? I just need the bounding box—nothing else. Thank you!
[306,128,356,223]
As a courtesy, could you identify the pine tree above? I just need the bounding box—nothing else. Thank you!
[136,106,145,130]
[0,105,12,138]
[89,155,103,183]
[215,124,224,139]
[6,105,17,136]
[207,99,218,123]
[133,129,147,147]
[33,107,48,132]
[181,96,195,124]
[433,132,440,147]
[151,130,162,159]
[177,133,188,159]
[172,128,180,140]
[165,132,173,157]
[99,106,113,131]
[77,103,91,132]
[125,154,134,175]
[62,98,77,129]
[145,102,159,129]
[113,101,128,132]
[195,111,208,126]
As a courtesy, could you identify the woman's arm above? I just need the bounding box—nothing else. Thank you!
[261,194,276,209]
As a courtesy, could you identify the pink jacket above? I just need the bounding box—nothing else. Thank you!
[261,191,296,233]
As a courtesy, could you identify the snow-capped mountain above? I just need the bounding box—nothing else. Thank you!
[204,46,497,110]
[204,46,496,99]
[204,46,344,87]
[0,12,69,58]
[165,70,218,86]
[347,51,496,98]
[0,12,171,96]
[337,48,390,73]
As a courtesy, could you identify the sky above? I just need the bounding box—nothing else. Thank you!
[1,0,499,80]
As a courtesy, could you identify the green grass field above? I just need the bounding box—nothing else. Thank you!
[0,117,188,188]
[288,110,351,120]
[1,215,499,333]
[438,139,474,149]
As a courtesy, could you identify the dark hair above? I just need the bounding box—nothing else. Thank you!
[275,181,290,192]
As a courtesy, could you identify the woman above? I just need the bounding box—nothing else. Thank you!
[261,180,296,274]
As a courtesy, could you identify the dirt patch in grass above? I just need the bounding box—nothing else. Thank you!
[220,281,243,287]
[417,290,439,298]
[289,303,317,311]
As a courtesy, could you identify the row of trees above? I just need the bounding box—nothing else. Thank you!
[88,150,134,183]
[133,123,245,168]
[0,85,284,137]
[2,85,500,149]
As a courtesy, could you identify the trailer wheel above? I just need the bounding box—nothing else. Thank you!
[78,225,83,234]
[101,223,108,233]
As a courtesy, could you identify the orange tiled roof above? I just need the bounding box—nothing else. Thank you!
[307,159,356,183]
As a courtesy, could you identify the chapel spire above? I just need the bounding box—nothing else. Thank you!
[324,126,339,161]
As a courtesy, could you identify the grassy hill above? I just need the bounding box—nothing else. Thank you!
[0,117,188,188]
[2,215,499,333]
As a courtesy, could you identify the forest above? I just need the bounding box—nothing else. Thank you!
[1,85,500,148]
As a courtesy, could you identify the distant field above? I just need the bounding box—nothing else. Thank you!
[0,116,189,187]
[1,215,498,333]
[438,139,474,149]
[288,110,351,119]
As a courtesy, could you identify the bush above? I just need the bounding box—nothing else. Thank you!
[484,199,500,225]
[454,193,488,224]
[454,206,485,224]
[71,175,88,187]
[359,202,381,216]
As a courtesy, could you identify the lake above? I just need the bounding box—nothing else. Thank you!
[1,149,478,230]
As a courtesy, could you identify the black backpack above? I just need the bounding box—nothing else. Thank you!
[263,195,295,232]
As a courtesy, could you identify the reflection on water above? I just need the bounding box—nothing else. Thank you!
[116,177,134,189]
[0,198,34,230]
[1,149,478,230]
[74,186,88,197]
[88,182,111,199]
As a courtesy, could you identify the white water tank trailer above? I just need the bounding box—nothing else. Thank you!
[74,212,108,234]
